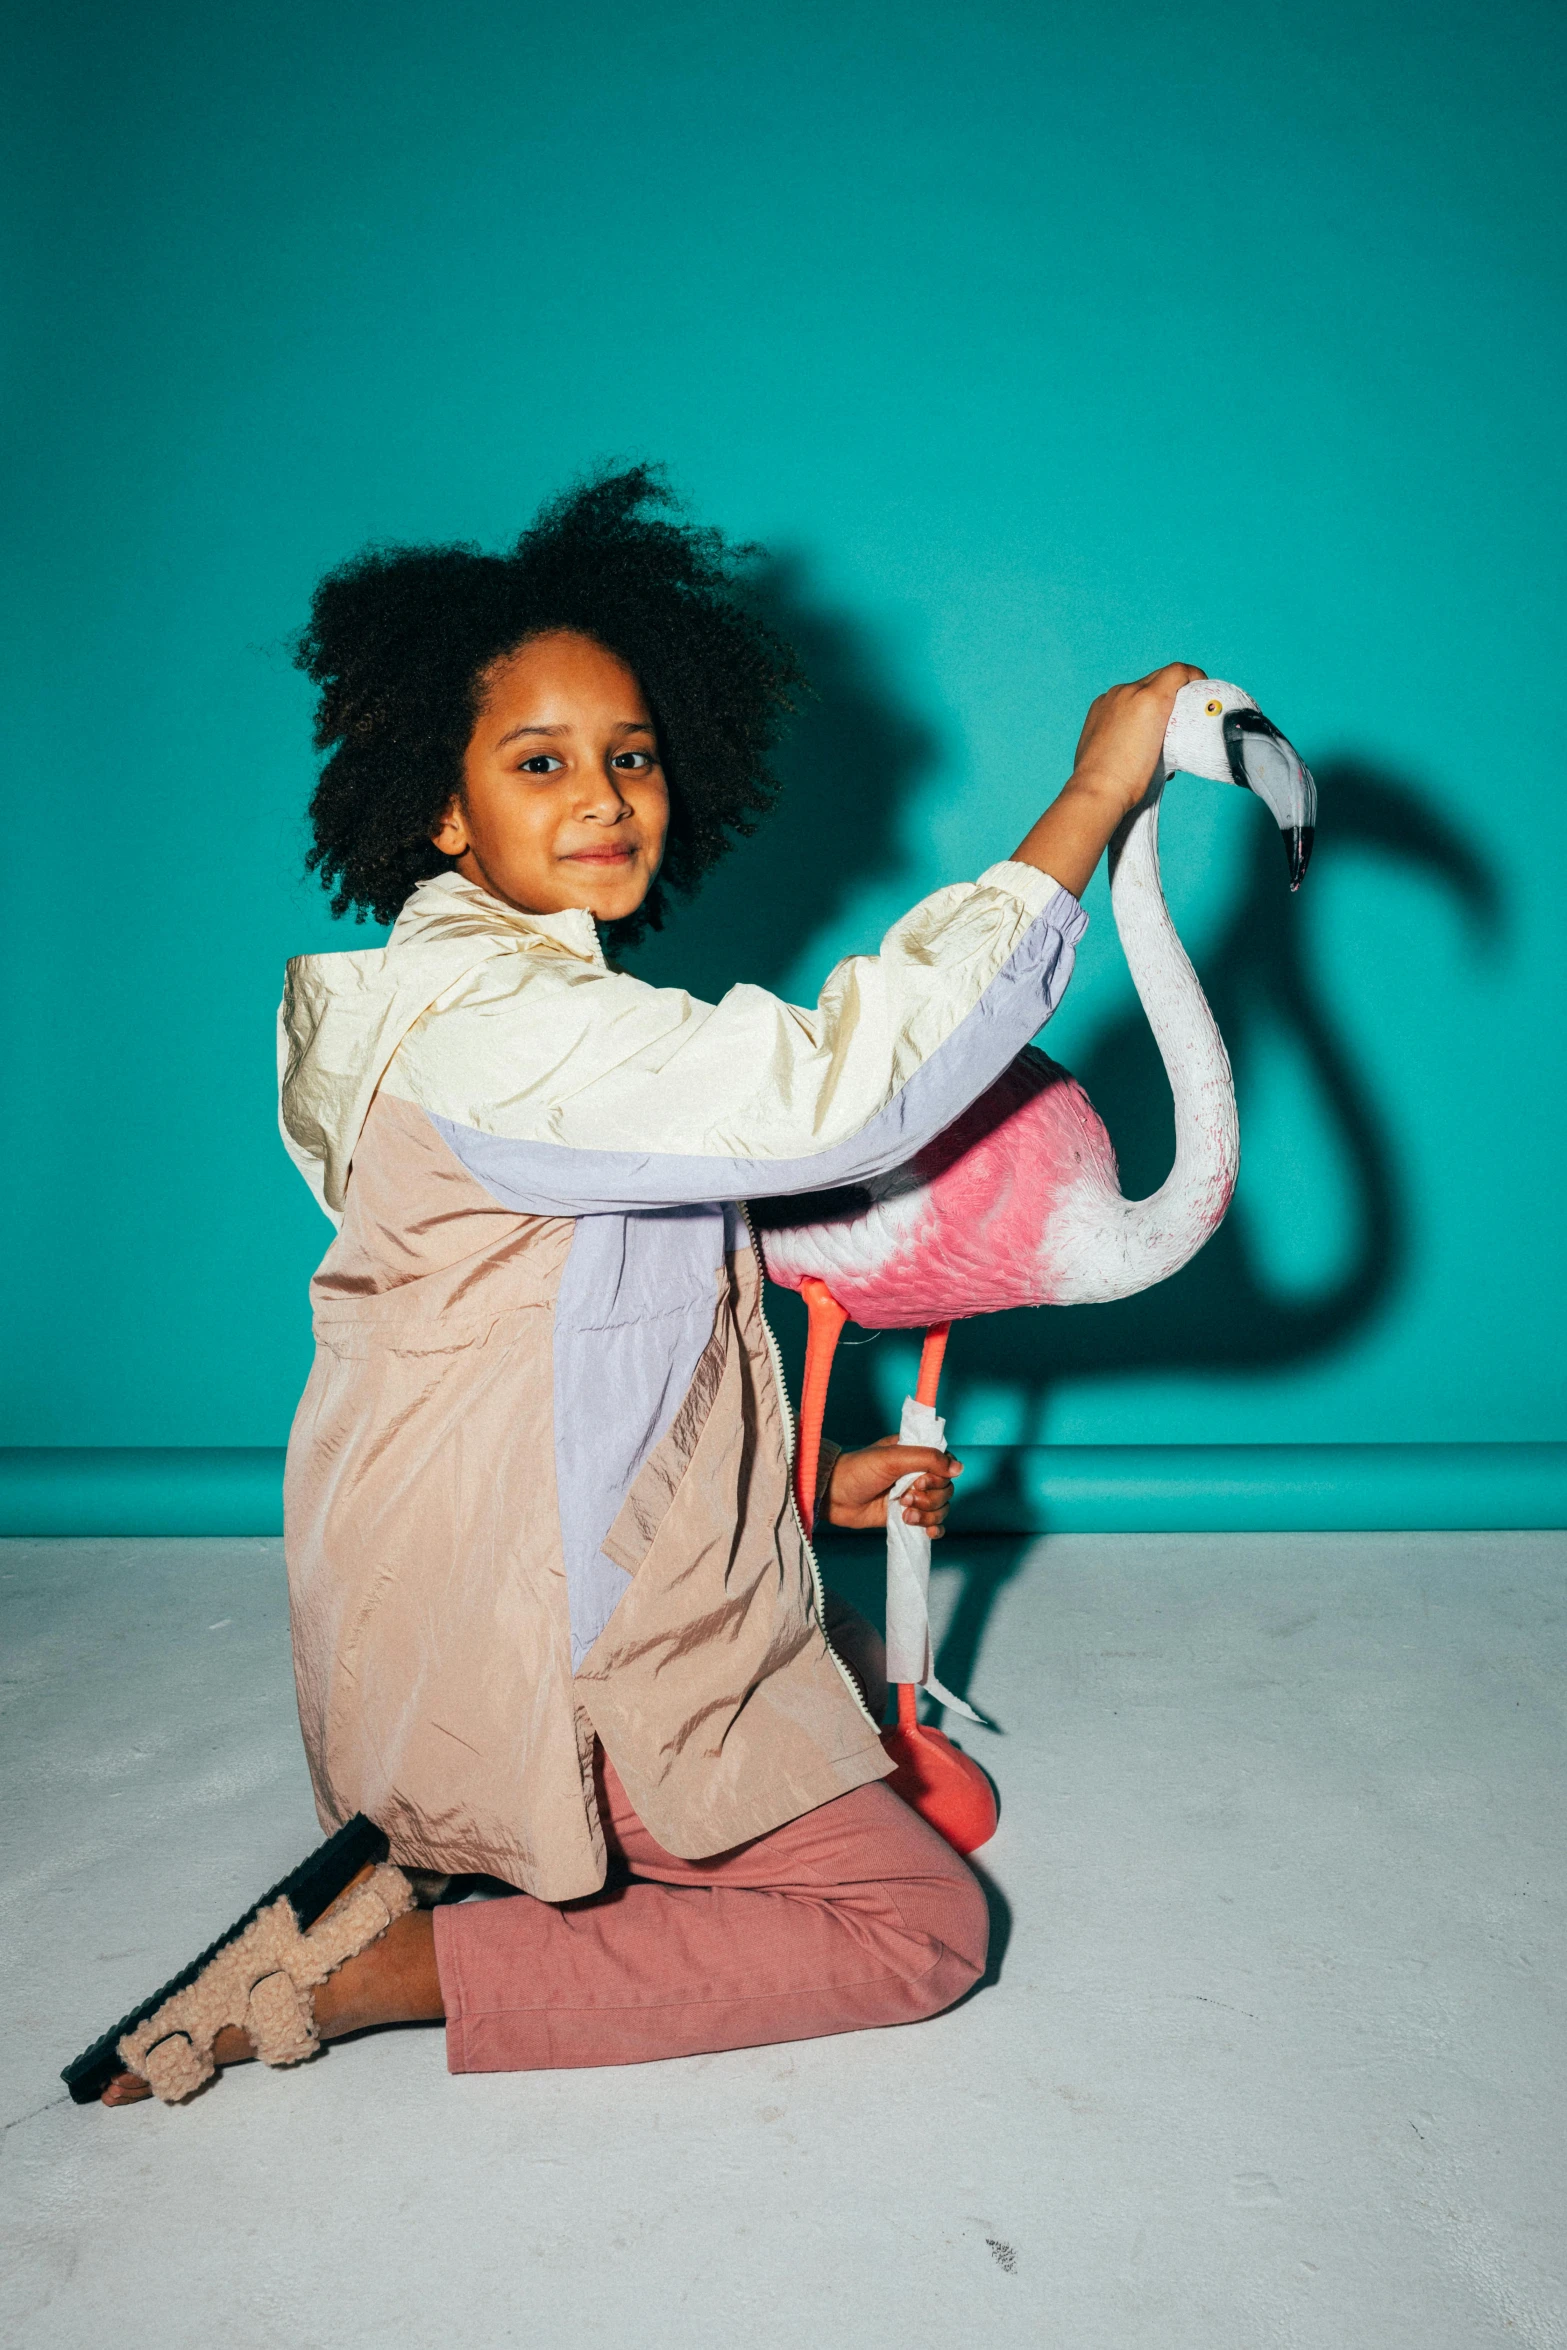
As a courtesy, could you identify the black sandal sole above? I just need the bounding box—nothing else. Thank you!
[62,1813,390,2106]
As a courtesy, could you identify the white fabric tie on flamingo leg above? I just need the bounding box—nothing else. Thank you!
[884,1395,985,1723]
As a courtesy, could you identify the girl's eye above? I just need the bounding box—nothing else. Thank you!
[612,750,655,771]
[518,754,564,775]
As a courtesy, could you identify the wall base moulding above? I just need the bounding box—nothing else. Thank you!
[2,1444,1563,1539]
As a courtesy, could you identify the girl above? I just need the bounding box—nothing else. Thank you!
[102,469,1202,2104]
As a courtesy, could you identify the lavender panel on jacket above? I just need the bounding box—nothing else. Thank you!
[554,1204,731,1669]
[430,901,1081,1217]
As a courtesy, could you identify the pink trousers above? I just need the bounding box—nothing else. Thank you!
[432,1746,990,2072]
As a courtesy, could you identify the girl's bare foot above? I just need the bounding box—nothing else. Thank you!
[100,1883,443,2106]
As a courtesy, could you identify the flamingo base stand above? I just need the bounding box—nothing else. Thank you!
[796,1287,998,1856]
[880,1683,998,1856]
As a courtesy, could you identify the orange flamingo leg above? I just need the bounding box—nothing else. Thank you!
[915,1321,950,1408]
[790,1290,996,1854]
[879,1320,998,1856]
[794,1278,848,1539]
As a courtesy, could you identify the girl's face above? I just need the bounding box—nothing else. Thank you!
[433,629,668,925]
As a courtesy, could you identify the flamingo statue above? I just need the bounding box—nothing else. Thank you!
[759,679,1317,1851]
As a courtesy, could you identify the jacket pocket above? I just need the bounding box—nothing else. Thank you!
[311,1300,547,1360]
[598,1309,730,1576]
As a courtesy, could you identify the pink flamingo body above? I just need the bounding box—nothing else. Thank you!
[762,1046,1126,1329]
[761,680,1317,1852]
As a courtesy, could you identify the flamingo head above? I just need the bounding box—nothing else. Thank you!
[1161,678,1317,891]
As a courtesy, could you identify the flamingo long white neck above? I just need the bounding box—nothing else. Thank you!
[1049,776,1239,1303]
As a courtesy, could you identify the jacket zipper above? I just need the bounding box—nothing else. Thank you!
[739,1204,877,1730]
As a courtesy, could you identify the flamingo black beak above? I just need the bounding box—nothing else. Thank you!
[1223,709,1317,890]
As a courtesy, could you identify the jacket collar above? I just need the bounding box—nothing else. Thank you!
[389,869,606,969]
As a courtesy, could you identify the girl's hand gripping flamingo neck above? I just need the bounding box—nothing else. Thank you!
[1007,663,1208,898]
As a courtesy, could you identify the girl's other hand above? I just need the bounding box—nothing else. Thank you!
[823,1440,963,1536]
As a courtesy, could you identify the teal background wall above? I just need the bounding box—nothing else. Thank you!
[4,0,1564,1461]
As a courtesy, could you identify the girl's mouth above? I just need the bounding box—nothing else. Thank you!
[563,846,636,866]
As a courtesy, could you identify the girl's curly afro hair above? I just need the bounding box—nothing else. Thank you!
[295,465,805,942]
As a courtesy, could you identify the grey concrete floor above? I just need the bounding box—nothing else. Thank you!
[2,1530,1564,2350]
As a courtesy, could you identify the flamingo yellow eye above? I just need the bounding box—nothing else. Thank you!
[1206,697,1223,715]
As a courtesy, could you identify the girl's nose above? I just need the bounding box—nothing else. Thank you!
[578,766,633,822]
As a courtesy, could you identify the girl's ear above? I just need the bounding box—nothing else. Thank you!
[431,797,469,857]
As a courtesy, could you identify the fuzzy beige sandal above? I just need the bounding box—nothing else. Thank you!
[62,1814,411,2107]
[111,1861,413,2103]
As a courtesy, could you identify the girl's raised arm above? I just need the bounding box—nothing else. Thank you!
[290,667,1204,1221]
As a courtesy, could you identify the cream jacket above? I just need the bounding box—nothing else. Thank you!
[279,863,1085,1898]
